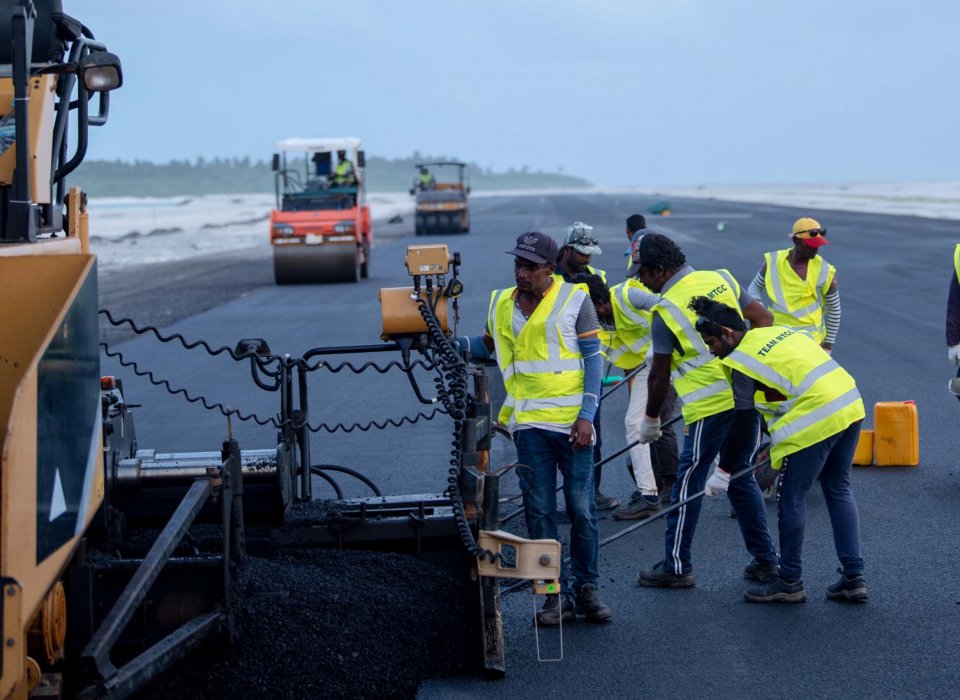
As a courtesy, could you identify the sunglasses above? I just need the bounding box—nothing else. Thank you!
[575,236,600,246]
[795,228,827,238]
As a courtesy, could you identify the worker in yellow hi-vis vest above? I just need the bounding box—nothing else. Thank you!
[457,231,612,626]
[748,217,840,352]
[629,232,778,590]
[689,294,867,605]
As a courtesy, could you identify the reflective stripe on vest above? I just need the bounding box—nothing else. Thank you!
[655,269,740,422]
[488,281,586,429]
[763,249,835,343]
[604,280,652,369]
[722,326,864,468]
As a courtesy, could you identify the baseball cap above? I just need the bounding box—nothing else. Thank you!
[506,231,559,265]
[792,217,830,248]
[563,222,602,256]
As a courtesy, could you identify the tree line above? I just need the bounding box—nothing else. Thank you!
[72,154,591,197]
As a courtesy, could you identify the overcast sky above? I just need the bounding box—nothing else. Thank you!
[79,1,960,188]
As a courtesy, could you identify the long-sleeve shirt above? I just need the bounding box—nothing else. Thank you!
[948,273,960,347]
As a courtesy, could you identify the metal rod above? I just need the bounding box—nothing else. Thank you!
[297,365,312,500]
[499,413,684,526]
[82,478,214,680]
[311,464,382,497]
[302,342,402,361]
[85,612,222,700]
[599,362,646,403]
[500,457,769,595]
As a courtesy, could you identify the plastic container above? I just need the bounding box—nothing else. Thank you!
[852,429,874,466]
[873,401,919,466]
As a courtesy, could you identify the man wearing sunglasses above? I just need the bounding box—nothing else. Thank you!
[554,222,617,510]
[747,217,840,353]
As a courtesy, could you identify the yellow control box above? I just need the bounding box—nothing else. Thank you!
[874,401,919,466]
[852,429,874,466]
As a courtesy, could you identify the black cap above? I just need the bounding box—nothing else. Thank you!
[506,231,559,265]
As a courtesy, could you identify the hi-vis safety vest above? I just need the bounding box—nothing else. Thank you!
[655,269,741,423]
[488,281,587,429]
[601,279,652,370]
[763,249,835,343]
[721,326,864,470]
[554,265,606,285]
[332,160,355,184]
[954,243,960,284]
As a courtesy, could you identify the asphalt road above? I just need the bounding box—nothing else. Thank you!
[100,191,960,699]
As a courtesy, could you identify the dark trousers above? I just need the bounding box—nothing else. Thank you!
[776,420,865,581]
[593,403,604,492]
[663,409,776,575]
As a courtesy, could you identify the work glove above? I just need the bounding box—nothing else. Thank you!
[704,468,731,497]
[949,344,960,365]
[639,414,661,443]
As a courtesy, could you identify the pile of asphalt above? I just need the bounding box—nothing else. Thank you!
[138,547,481,699]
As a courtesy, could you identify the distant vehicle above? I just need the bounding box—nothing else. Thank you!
[270,138,372,284]
[410,161,470,236]
[648,200,672,216]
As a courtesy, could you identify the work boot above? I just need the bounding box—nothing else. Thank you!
[535,594,574,626]
[744,577,806,603]
[637,561,695,588]
[743,557,779,583]
[613,493,661,520]
[595,491,620,510]
[574,584,612,623]
[826,571,869,603]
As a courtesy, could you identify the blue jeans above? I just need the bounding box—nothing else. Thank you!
[663,410,776,575]
[515,427,599,596]
[776,420,865,581]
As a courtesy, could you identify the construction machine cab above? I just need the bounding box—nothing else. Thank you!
[0,0,121,244]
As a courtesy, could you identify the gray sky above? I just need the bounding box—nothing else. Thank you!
[80,1,960,187]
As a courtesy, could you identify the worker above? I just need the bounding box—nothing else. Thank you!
[747,217,840,351]
[947,243,960,367]
[457,231,612,625]
[417,166,436,191]
[554,221,613,509]
[330,150,358,188]
[624,214,646,267]
[576,271,676,520]
[690,295,868,603]
[555,221,607,284]
[630,232,778,588]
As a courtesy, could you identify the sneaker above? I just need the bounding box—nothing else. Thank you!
[574,584,612,623]
[637,561,695,588]
[743,557,778,583]
[744,577,806,603]
[613,494,661,520]
[595,491,620,510]
[826,571,869,603]
[535,594,575,626]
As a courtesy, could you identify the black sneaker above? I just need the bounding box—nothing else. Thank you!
[613,494,661,520]
[743,557,779,583]
[826,572,869,603]
[637,561,695,588]
[574,584,612,623]
[744,577,806,603]
[595,491,620,510]
[535,594,574,626]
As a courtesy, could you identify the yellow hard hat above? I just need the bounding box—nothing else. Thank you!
[792,217,821,237]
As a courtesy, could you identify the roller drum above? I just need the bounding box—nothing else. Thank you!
[273,243,360,284]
